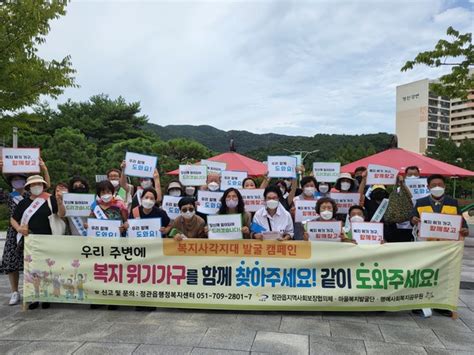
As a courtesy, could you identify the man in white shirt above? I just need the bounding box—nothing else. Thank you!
[252,185,294,240]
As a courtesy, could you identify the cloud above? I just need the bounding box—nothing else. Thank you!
[38,0,472,136]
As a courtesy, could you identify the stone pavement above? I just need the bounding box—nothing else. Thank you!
[0,236,473,354]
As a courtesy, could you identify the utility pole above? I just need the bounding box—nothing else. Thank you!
[12,127,18,148]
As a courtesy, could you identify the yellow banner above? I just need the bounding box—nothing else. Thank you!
[23,235,463,311]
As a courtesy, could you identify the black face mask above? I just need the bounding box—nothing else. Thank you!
[371,190,387,202]
[72,187,88,194]
[355,176,363,184]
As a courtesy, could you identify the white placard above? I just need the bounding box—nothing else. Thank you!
[329,192,360,214]
[127,218,161,238]
[294,199,318,222]
[405,178,429,202]
[351,222,384,244]
[124,152,157,178]
[87,218,121,238]
[201,159,226,174]
[419,212,463,241]
[367,164,398,185]
[63,193,95,217]
[197,190,223,214]
[306,221,342,242]
[1,148,40,174]
[220,170,247,190]
[162,195,182,220]
[267,156,297,178]
[179,165,207,186]
[240,189,265,213]
[312,162,341,183]
[207,214,242,240]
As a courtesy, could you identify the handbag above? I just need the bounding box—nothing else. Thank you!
[47,197,67,235]
[384,184,414,223]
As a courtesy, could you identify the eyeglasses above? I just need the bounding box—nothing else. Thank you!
[181,208,195,213]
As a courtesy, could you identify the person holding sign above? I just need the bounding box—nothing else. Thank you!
[170,197,207,241]
[10,175,65,310]
[89,180,129,236]
[129,188,171,236]
[0,170,28,306]
[411,174,469,239]
[120,160,162,209]
[252,185,293,241]
[217,188,251,238]
[106,168,132,206]
[59,176,92,236]
[302,197,353,243]
[291,176,318,240]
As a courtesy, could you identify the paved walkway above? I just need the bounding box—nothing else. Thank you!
[0,236,473,354]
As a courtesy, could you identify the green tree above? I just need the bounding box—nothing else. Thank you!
[401,27,473,99]
[426,138,460,165]
[41,127,98,185]
[46,95,149,146]
[0,0,76,131]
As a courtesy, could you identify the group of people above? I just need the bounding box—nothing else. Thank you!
[0,157,469,316]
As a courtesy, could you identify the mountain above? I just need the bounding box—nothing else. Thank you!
[145,123,296,153]
[146,123,394,165]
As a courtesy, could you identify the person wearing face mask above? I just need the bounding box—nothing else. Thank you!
[353,166,367,192]
[291,176,318,240]
[275,179,297,212]
[303,197,354,243]
[341,205,367,242]
[10,175,66,310]
[51,183,68,235]
[129,188,171,236]
[217,188,251,238]
[60,177,91,236]
[167,181,184,197]
[1,171,28,306]
[184,185,197,197]
[411,174,468,318]
[411,174,469,238]
[334,173,357,193]
[120,160,162,210]
[405,166,420,178]
[201,173,221,192]
[316,182,331,198]
[89,180,129,235]
[171,197,207,241]
[252,185,293,241]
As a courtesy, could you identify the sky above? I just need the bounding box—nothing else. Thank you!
[38,0,473,136]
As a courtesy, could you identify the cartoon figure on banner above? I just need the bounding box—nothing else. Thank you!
[23,254,88,302]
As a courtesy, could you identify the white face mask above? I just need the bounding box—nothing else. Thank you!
[340,182,351,191]
[169,189,181,197]
[185,186,196,196]
[266,199,279,210]
[320,210,333,220]
[280,187,286,196]
[226,199,238,209]
[318,184,329,194]
[303,187,315,197]
[208,182,220,191]
[30,185,44,196]
[110,180,119,188]
[430,186,445,198]
[141,199,155,209]
[350,215,365,223]
[405,175,419,179]
[141,180,152,189]
[101,194,113,203]
[182,211,195,219]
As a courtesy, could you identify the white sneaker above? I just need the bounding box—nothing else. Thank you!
[9,292,20,306]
